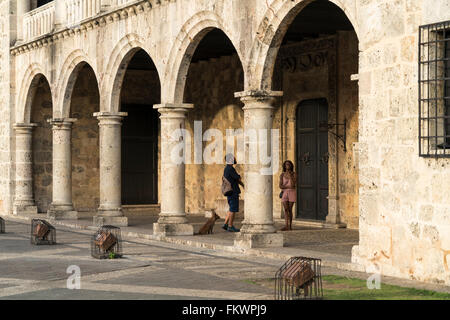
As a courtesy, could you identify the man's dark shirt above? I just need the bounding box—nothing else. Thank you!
[224,165,241,195]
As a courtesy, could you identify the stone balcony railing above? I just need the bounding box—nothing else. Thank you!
[115,0,135,6]
[23,1,55,41]
[21,0,137,42]
[66,0,102,26]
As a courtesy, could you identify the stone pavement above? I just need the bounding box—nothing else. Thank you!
[3,210,360,271]
[1,212,450,297]
[0,220,278,299]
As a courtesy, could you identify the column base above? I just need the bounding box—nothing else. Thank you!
[13,205,38,216]
[240,223,276,234]
[326,196,340,224]
[93,215,128,227]
[153,223,194,236]
[234,232,284,249]
[47,209,78,220]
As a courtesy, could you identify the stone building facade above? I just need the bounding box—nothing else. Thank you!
[1,0,450,285]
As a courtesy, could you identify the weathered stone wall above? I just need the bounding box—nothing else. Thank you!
[0,0,11,215]
[31,77,52,213]
[70,66,99,212]
[336,31,359,229]
[353,0,450,285]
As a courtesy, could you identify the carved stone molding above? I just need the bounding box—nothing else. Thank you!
[277,36,336,73]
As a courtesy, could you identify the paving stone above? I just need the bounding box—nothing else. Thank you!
[3,288,205,300]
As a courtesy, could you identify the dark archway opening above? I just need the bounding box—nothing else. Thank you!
[31,75,52,213]
[70,64,100,213]
[183,28,244,215]
[273,0,359,228]
[120,49,160,205]
[36,0,52,8]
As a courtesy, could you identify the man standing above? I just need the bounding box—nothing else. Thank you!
[222,153,244,232]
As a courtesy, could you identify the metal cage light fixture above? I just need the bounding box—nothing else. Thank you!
[30,219,56,245]
[275,256,323,300]
[91,225,123,259]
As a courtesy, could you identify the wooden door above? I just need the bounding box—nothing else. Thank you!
[296,99,329,220]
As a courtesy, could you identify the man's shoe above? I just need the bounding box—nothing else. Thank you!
[222,224,228,230]
[227,226,240,232]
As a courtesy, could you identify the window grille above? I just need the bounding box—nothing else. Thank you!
[419,20,450,157]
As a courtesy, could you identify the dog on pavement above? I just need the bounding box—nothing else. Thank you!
[198,210,221,235]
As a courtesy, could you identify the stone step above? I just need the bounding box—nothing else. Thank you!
[122,204,161,214]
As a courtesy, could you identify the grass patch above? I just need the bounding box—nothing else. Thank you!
[244,275,450,300]
[322,275,450,300]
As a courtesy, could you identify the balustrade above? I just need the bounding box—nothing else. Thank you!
[23,2,55,41]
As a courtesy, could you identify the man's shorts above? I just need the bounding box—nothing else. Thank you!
[227,193,239,213]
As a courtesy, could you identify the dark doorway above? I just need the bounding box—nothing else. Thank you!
[37,0,52,7]
[121,104,158,204]
[120,48,160,206]
[296,98,329,221]
[31,75,52,213]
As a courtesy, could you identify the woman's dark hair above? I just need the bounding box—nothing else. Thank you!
[282,160,294,172]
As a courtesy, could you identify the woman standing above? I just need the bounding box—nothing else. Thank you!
[279,160,296,231]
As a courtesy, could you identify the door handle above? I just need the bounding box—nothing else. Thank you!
[320,152,329,164]
[301,152,312,166]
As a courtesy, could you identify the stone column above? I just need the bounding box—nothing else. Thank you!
[54,0,66,29]
[13,123,38,215]
[233,91,284,248]
[93,112,128,226]
[153,104,194,236]
[16,0,30,44]
[47,118,78,220]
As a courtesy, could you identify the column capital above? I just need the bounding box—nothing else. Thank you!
[94,111,128,118]
[234,90,283,100]
[13,123,38,132]
[94,112,128,125]
[47,118,77,129]
[154,103,193,111]
[154,103,194,119]
[234,91,283,111]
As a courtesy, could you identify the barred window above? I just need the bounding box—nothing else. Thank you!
[419,20,450,157]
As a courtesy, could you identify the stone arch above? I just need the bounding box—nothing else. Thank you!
[247,0,359,90]
[163,11,245,104]
[18,63,51,124]
[55,50,98,118]
[101,33,161,113]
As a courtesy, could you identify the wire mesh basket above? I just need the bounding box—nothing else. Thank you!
[275,256,323,300]
[91,225,122,259]
[0,217,5,233]
[30,219,56,245]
